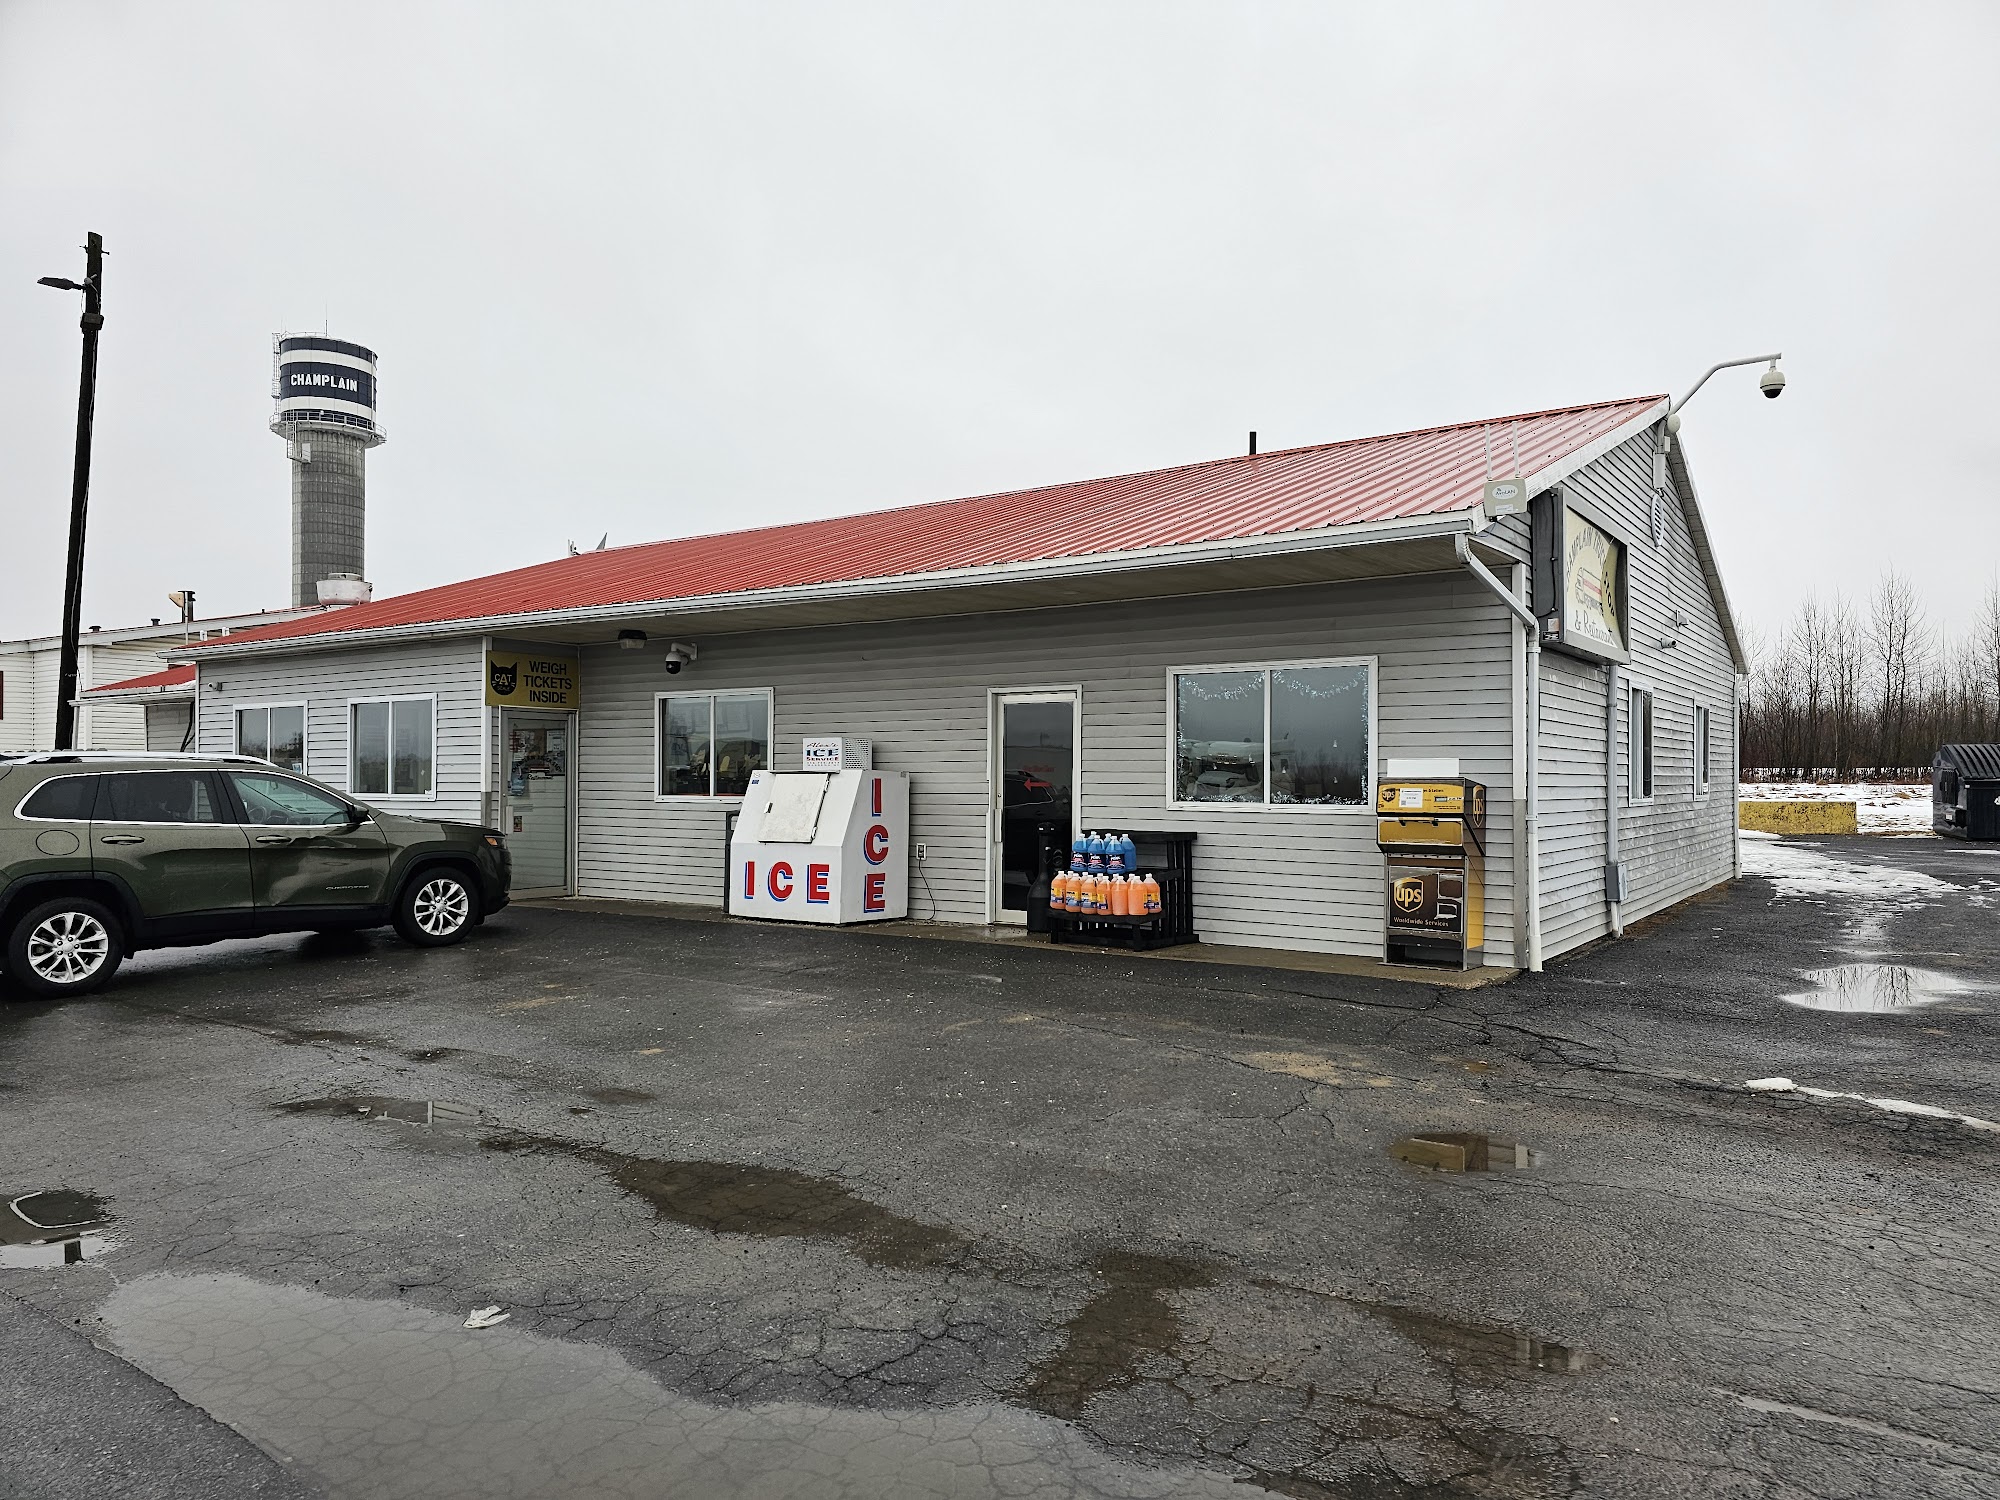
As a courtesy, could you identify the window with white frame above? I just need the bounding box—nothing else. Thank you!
[1694,703,1712,796]
[235,703,306,773]
[658,691,770,797]
[350,697,435,797]
[1629,685,1655,803]
[1171,660,1373,806]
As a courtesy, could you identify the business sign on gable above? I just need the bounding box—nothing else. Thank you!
[1529,491,1629,664]
[485,650,581,709]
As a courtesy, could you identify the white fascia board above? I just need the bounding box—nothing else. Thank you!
[172,507,1487,662]
[1662,432,1750,675]
[1521,399,1670,497]
[5,607,327,653]
[79,683,197,704]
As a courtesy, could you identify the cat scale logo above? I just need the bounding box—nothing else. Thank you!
[488,660,518,697]
[1392,877,1427,914]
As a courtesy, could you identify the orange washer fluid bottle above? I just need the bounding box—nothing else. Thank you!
[1063,872,1083,912]
[1110,875,1130,915]
[1050,871,1068,910]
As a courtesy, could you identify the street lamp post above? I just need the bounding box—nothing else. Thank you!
[38,231,106,752]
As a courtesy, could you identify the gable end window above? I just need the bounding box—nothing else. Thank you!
[1170,660,1374,808]
[1629,686,1655,803]
[1693,704,1712,797]
[350,696,435,798]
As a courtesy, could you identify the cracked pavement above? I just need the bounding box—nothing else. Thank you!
[3,833,1998,1498]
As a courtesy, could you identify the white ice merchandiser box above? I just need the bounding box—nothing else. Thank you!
[729,769,909,924]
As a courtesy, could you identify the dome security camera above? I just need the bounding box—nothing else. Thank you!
[1759,364,1786,399]
[662,641,697,675]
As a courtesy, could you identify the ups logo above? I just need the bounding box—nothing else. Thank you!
[1392,877,1426,914]
[489,660,519,697]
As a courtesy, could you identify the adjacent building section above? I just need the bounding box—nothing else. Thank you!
[272,334,383,608]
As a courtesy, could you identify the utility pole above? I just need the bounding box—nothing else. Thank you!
[39,232,106,751]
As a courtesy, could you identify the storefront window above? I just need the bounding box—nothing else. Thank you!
[235,703,306,773]
[350,697,434,797]
[1173,661,1372,807]
[1175,671,1265,803]
[659,692,769,797]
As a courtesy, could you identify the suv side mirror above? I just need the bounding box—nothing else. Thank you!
[325,806,367,829]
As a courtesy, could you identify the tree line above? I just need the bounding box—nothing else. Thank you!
[1741,573,2000,780]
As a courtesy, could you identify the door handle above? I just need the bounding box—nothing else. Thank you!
[99,834,145,845]
[255,834,296,845]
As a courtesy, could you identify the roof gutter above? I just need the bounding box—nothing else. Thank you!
[171,507,1490,662]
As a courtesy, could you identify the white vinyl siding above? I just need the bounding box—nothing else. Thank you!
[1533,426,1741,957]
[573,573,1522,963]
[195,639,485,819]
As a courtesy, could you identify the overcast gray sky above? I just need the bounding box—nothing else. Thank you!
[3,1,1996,644]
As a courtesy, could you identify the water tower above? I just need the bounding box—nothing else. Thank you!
[271,334,383,607]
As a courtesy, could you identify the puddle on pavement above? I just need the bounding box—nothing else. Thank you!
[485,1136,967,1270]
[1781,963,1978,1013]
[2,1188,117,1268]
[1247,1277,1599,1381]
[584,1087,657,1105]
[1361,1299,1599,1376]
[1390,1133,1540,1172]
[282,1095,490,1128]
[1020,1251,1216,1420]
[99,1272,1278,1500]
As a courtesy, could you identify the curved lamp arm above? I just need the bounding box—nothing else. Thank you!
[1668,353,1782,417]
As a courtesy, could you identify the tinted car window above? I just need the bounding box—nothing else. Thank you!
[19,774,98,821]
[231,772,352,827]
[99,772,226,825]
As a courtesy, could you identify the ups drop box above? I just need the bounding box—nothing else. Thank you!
[1377,778,1487,969]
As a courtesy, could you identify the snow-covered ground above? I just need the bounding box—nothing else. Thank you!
[1737,828,1958,901]
[1740,781,1933,835]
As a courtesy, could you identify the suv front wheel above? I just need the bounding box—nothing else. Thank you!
[6,897,125,999]
[394,869,478,947]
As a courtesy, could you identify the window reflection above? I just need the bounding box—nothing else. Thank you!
[1176,671,1265,802]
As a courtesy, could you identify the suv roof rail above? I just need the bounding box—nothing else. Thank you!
[0,751,268,766]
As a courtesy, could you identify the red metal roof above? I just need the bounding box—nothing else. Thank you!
[194,395,1662,651]
[84,664,196,694]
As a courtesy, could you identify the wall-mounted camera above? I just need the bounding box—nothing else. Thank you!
[663,641,698,675]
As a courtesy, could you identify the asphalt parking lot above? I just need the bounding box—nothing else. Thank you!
[3,833,1998,1500]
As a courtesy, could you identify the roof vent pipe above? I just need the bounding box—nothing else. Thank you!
[1248,431,1257,456]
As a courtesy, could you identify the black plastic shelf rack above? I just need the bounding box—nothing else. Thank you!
[1047,830,1197,951]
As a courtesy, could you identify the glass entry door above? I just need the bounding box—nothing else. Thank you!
[502,712,571,895]
[993,693,1077,922]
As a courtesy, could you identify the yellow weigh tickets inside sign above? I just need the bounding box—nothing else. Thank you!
[485,650,580,709]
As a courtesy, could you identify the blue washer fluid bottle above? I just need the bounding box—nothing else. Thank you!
[1086,831,1107,869]
[1070,833,1089,872]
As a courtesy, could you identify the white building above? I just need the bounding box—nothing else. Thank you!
[168,395,1748,970]
[0,610,320,755]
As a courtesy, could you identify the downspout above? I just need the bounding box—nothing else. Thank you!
[1605,664,1623,937]
[1455,534,1542,972]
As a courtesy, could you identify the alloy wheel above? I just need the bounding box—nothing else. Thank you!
[25,910,112,986]
[412,878,471,937]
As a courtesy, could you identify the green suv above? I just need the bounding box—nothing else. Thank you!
[0,752,511,999]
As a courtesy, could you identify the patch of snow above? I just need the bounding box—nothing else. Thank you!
[1738,1076,2000,1133]
[1740,781,1934,835]
[1738,836,1957,904]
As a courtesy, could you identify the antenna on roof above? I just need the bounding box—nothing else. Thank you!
[1481,423,1529,518]
[595,533,608,551]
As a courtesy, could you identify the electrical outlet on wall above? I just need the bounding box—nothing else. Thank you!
[915,843,929,864]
